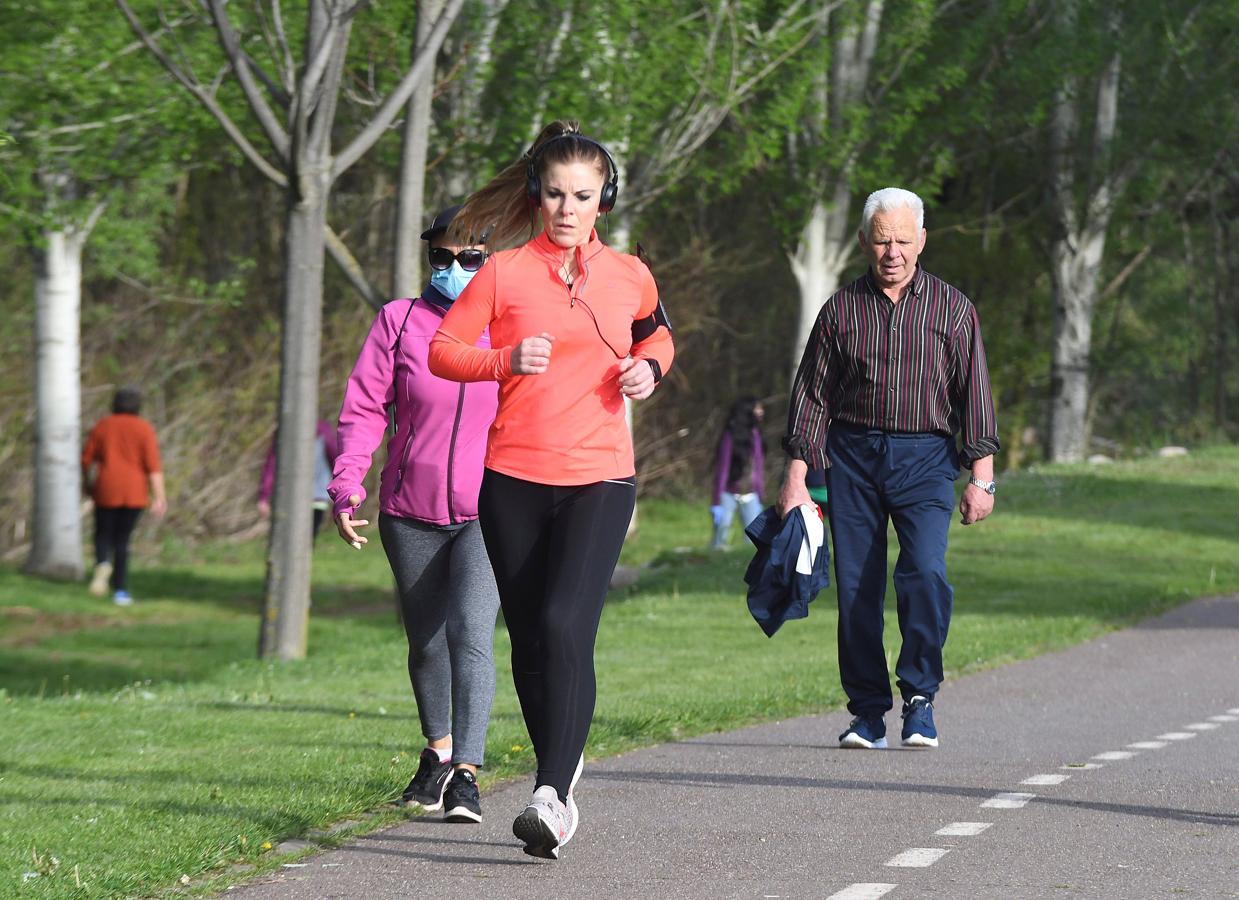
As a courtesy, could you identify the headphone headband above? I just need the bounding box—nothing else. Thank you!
[525,133,620,213]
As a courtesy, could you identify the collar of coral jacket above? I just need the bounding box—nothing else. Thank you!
[528,227,608,269]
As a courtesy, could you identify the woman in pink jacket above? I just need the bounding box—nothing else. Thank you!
[329,205,500,824]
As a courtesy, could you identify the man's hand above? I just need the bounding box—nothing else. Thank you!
[959,484,994,525]
[510,333,555,374]
[960,456,996,525]
[616,357,656,400]
[256,499,271,518]
[335,494,369,549]
[777,459,812,518]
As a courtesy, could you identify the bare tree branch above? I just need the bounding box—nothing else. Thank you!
[116,0,289,188]
[270,0,297,94]
[208,0,291,160]
[332,0,467,178]
[325,224,385,310]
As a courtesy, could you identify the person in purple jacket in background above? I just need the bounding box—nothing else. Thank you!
[710,397,766,550]
[256,419,339,540]
[328,205,501,825]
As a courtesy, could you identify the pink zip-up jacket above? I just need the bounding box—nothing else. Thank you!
[329,295,499,525]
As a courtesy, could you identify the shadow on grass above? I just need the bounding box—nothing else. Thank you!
[198,701,416,720]
[0,619,256,696]
[134,567,398,618]
[1000,470,1239,541]
[0,562,410,696]
[0,787,326,836]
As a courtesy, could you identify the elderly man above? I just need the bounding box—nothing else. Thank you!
[778,187,999,749]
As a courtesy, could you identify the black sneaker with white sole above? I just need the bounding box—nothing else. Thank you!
[442,769,482,823]
[400,748,452,810]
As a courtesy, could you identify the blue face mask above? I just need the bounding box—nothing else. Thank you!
[428,262,476,304]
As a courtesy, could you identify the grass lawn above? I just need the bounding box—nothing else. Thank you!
[3,448,1238,898]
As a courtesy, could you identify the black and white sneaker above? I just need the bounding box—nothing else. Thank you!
[400,748,452,811]
[443,769,482,823]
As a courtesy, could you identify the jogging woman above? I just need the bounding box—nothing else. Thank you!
[428,121,674,859]
[329,205,500,824]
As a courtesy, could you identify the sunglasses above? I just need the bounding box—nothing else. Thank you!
[428,247,487,272]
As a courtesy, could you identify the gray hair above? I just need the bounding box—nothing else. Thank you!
[860,187,924,239]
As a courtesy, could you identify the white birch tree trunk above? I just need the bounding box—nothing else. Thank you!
[392,0,444,298]
[789,188,853,375]
[26,227,87,579]
[1048,223,1107,462]
[1047,22,1121,463]
[444,0,508,199]
[786,1,882,377]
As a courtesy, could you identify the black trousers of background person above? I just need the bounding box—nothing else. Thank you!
[93,507,143,592]
[477,468,635,801]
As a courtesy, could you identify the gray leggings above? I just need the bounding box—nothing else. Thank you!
[379,514,500,766]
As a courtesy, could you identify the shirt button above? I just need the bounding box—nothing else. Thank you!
[889,387,896,392]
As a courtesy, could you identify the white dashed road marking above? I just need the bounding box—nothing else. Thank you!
[1022,773,1070,786]
[825,704,1238,898]
[982,792,1036,809]
[886,848,950,868]
[826,884,898,900]
[936,822,993,836]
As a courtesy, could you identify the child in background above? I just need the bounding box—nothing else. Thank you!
[710,397,765,550]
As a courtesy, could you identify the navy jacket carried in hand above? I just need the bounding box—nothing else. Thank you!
[744,505,830,637]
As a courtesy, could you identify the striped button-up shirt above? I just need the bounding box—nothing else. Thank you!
[783,267,999,468]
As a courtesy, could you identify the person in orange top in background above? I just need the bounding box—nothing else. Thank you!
[81,386,167,606]
[428,120,674,861]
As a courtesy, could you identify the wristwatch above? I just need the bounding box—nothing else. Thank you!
[968,476,997,495]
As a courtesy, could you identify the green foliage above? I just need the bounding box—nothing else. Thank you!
[0,0,1236,549]
[3,450,1239,896]
[0,0,216,257]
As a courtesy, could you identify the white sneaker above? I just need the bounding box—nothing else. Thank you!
[89,562,112,597]
[564,754,584,844]
[513,786,569,860]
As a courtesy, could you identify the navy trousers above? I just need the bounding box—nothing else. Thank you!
[826,423,959,716]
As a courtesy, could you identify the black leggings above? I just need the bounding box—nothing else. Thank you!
[94,507,143,592]
[478,468,635,801]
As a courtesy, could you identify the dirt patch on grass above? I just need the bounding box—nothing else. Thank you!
[0,606,132,647]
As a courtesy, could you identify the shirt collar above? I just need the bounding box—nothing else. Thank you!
[865,265,925,302]
[531,227,605,264]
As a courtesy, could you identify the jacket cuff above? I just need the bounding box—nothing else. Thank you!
[329,483,366,517]
[781,435,828,470]
[960,438,1001,468]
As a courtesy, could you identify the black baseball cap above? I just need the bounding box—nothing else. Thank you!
[420,204,463,242]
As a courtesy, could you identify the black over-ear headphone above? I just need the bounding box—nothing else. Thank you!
[525,133,620,213]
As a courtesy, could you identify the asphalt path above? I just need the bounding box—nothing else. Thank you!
[235,595,1239,899]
